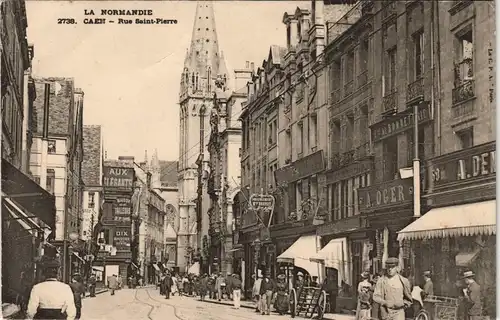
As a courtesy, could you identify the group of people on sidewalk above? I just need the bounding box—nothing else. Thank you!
[353,257,485,320]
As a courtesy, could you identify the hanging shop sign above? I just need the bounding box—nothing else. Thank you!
[274,150,325,184]
[429,142,495,189]
[358,178,413,213]
[148,191,165,212]
[103,166,134,190]
[249,194,275,211]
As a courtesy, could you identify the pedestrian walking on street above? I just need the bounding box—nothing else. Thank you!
[88,273,97,297]
[171,274,179,296]
[274,274,289,315]
[178,274,184,296]
[216,273,226,301]
[259,272,276,315]
[322,271,338,314]
[355,271,372,320]
[117,275,123,290]
[69,274,85,319]
[164,272,173,299]
[372,257,412,320]
[252,271,263,313]
[199,274,209,301]
[232,274,242,309]
[26,258,76,320]
[108,274,119,296]
[462,271,482,320]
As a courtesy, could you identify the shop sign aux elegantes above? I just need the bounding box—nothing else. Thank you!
[103,166,134,189]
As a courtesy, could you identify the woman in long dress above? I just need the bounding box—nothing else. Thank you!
[171,275,179,296]
[274,274,289,315]
[355,271,372,320]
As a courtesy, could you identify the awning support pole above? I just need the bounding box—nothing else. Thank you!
[413,102,421,218]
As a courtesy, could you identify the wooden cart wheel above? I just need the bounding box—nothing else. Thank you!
[315,290,327,320]
[289,288,297,318]
[415,309,430,320]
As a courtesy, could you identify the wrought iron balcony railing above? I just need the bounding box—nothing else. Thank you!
[355,142,372,159]
[407,77,424,104]
[452,79,475,105]
[382,90,398,114]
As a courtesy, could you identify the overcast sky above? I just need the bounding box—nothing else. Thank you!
[26,1,308,162]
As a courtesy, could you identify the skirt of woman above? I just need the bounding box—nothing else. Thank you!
[274,292,289,314]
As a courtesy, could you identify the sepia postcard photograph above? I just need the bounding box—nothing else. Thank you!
[0,0,496,319]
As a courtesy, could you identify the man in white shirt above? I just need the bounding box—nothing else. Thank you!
[26,258,76,320]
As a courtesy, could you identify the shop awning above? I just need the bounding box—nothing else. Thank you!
[397,200,496,241]
[188,262,200,275]
[2,158,56,231]
[310,238,348,270]
[3,196,43,236]
[277,235,321,278]
[153,264,161,272]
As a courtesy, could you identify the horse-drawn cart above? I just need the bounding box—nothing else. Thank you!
[415,295,460,320]
[289,286,327,319]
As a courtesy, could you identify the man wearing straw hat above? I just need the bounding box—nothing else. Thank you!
[462,270,482,320]
[372,257,412,320]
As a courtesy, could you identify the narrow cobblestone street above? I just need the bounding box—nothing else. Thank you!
[82,287,293,320]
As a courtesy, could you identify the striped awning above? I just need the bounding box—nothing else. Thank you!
[397,200,496,241]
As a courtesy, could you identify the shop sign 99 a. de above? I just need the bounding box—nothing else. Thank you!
[429,142,495,189]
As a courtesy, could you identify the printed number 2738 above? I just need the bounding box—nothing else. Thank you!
[58,18,76,24]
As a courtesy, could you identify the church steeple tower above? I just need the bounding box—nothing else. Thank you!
[177,0,229,272]
[181,1,228,94]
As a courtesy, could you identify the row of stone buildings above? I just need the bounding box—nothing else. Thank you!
[1,0,101,306]
[231,0,495,316]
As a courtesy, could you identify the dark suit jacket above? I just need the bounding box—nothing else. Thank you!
[259,278,275,295]
[465,282,482,316]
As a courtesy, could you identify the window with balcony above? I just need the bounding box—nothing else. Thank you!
[310,115,318,149]
[330,120,341,167]
[453,27,474,105]
[46,169,55,195]
[413,31,424,80]
[384,47,397,94]
[382,135,399,181]
[383,47,397,113]
[286,130,292,163]
[457,127,474,149]
[330,60,341,103]
[298,123,304,155]
[296,181,303,215]
[344,51,355,97]
[88,192,95,208]
[358,39,369,87]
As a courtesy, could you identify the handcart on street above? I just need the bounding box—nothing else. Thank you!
[289,285,327,319]
[414,295,460,320]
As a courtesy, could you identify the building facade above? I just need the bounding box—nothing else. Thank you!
[1,0,56,306]
[81,125,103,276]
[30,78,85,281]
[314,1,373,309]
[398,2,496,318]
[97,158,135,284]
[177,1,230,272]
[207,63,251,275]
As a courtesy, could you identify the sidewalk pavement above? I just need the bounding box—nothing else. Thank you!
[199,297,355,320]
